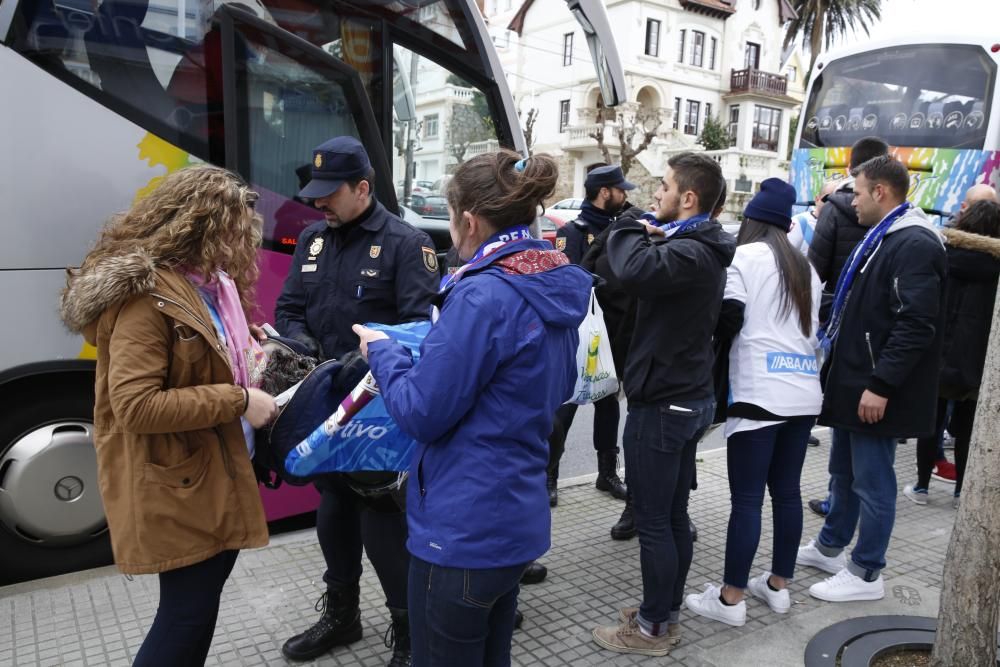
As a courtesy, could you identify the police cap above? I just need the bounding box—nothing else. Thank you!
[584,165,636,191]
[299,136,372,199]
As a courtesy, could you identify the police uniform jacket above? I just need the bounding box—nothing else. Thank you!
[275,200,438,360]
[555,201,616,265]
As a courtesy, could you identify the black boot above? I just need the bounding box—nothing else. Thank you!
[282,584,363,661]
[384,607,411,667]
[520,561,548,585]
[595,450,627,500]
[610,494,636,540]
[546,466,558,507]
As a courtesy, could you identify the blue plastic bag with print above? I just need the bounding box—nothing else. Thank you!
[284,320,431,476]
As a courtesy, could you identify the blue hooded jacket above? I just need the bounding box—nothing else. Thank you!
[368,238,591,568]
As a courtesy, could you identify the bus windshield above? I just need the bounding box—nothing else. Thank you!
[800,43,996,150]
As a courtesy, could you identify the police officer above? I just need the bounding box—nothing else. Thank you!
[275,136,437,666]
[548,165,640,505]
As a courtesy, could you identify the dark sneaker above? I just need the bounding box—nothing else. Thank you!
[808,498,829,517]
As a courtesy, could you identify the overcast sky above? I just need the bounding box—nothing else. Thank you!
[836,0,1000,47]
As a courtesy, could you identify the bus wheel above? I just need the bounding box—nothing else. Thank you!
[0,390,112,585]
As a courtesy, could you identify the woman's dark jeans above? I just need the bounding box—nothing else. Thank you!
[916,397,975,494]
[133,550,239,667]
[724,418,813,588]
[408,556,528,667]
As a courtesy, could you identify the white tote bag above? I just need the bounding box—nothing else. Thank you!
[568,289,619,405]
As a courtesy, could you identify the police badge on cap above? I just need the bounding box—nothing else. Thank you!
[299,137,372,200]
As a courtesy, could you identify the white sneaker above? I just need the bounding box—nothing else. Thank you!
[903,484,928,505]
[684,584,746,627]
[747,572,790,614]
[796,539,846,574]
[809,568,884,602]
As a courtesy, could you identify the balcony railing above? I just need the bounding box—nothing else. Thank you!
[730,68,788,97]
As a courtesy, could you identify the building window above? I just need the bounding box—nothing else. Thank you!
[678,29,686,63]
[645,19,660,57]
[705,102,713,124]
[710,37,717,70]
[729,105,739,146]
[753,105,781,151]
[423,113,439,139]
[685,100,701,135]
[559,99,571,132]
[673,97,682,130]
[563,33,573,66]
[691,31,705,67]
[745,42,761,69]
[786,65,798,82]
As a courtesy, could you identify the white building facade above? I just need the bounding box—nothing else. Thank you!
[484,0,802,218]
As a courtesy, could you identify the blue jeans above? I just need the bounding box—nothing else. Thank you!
[623,398,714,625]
[408,556,527,667]
[816,428,897,581]
[133,550,239,667]
[724,418,813,588]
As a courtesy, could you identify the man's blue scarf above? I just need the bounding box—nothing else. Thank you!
[657,212,711,238]
[819,202,911,350]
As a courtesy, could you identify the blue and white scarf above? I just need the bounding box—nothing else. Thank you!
[656,212,711,238]
[818,202,911,350]
[439,225,533,291]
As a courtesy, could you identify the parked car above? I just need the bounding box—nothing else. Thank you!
[410,194,449,219]
[546,198,583,223]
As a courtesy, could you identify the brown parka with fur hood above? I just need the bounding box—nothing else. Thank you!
[60,251,268,574]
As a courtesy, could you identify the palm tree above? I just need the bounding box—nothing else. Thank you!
[783,0,883,77]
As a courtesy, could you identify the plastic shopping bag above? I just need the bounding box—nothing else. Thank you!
[283,320,431,477]
[568,289,619,404]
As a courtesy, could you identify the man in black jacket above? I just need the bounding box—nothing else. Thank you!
[549,165,643,504]
[796,156,946,603]
[808,136,890,320]
[592,153,735,656]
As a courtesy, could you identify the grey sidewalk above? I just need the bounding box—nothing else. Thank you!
[0,432,955,666]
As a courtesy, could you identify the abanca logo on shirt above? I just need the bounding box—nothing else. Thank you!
[766,352,819,375]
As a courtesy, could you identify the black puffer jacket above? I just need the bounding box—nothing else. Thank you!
[937,228,1000,398]
[808,188,867,320]
[820,208,947,438]
[606,213,736,404]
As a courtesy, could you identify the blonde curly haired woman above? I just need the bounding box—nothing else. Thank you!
[60,165,278,666]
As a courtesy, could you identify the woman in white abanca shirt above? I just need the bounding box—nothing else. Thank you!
[685,178,823,627]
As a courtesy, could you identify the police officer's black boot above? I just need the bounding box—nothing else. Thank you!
[384,607,411,667]
[595,450,627,500]
[610,493,637,540]
[282,584,363,661]
[546,465,559,507]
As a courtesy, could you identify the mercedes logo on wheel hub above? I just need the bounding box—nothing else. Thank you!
[54,476,84,502]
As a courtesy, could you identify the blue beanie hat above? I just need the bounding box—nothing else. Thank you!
[743,178,797,232]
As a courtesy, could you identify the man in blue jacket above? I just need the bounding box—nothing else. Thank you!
[275,136,438,665]
[592,152,735,656]
[796,155,946,602]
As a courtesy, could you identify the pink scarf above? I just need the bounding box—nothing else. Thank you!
[188,271,266,389]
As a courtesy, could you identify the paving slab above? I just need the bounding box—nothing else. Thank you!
[0,432,958,666]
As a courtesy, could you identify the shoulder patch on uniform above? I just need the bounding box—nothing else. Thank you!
[370,245,381,259]
[422,246,439,273]
[556,237,567,251]
[587,233,595,245]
